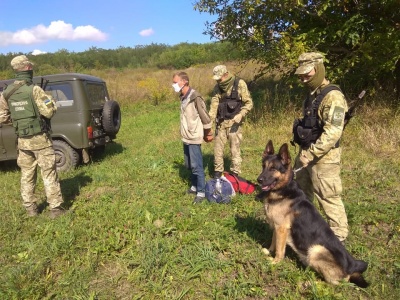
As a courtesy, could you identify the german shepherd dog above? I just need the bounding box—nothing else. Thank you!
[257,140,368,287]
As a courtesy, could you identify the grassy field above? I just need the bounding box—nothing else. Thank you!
[0,65,399,299]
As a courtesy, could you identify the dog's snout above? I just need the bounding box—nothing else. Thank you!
[257,176,264,184]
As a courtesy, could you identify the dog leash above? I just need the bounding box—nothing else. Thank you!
[293,166,304,174]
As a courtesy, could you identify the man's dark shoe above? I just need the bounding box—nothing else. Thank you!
[214,171,222,179]
[49,207,68,219]
[186,188,197,195]
[26,204,38,217]
[193,195,205,204]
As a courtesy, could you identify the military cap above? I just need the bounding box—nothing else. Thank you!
[294,52,324,75]
[212,65,228,80]
[10,55,34,70]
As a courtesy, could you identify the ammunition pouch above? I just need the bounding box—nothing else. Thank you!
[292,84,345,149]
[218,98,242,120]
[217,76,242,121]
[292,118,340,149]
[292,118,322,149]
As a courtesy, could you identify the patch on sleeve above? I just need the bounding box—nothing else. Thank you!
[331,106,345,126]
[44,99,53,107]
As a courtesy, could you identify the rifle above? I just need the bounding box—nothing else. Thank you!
[40,77,49,91]
[344,90,366,129]
[39,77,52,133]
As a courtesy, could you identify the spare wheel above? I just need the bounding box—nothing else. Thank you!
[102,100,121,135]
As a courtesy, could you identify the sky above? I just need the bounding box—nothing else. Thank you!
[0,0,217,55]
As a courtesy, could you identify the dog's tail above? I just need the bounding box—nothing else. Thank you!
[349,260,369,288]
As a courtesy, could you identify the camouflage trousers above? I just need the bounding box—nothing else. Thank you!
[294,155,349,241]
[17,147,63,210]
[214,122,242,174]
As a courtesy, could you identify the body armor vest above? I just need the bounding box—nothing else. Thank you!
[217,77,242,121]
[293,84,341,149]
[3,82,45,137]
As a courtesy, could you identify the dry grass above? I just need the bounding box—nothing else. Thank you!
[89,62,264,106]
[345,104,400,160]
[90,64,400,163]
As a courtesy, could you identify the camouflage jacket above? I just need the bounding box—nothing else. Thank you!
[302,82,348,163]
[209,77,253,128]
[0,80,57,150]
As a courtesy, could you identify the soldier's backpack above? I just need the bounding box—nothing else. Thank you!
[223,172,257,194]
[205,176,235,204]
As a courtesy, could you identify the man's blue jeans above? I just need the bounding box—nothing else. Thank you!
[183,143,206,194]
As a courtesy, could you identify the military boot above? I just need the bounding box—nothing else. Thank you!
[49,207,68,219]
[26,204,38,217]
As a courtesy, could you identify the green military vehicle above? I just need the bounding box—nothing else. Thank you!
[0,73,121,172]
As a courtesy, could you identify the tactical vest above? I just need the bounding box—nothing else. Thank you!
[3,82,45,137]
[293,84,342,149]
[217,77,242,121]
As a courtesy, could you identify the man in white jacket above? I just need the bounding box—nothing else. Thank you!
[172,72,213,203]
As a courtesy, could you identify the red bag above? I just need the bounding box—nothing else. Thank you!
[223,172,257,194]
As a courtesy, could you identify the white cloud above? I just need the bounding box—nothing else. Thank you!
[0,20,108,46]
[73,25,107,40]
[32,49,47,55]
[139,28,154,37]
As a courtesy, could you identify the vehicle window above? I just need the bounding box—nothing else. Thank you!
[86,83,107,105]
[46,83,73,101]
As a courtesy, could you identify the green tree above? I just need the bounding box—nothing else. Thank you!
[194,0,400,93]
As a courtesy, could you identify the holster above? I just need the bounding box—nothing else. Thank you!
[292,118,313,149]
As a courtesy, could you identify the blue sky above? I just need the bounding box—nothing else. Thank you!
[0,0,217,55]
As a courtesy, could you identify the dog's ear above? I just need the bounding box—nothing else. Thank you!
[278,143,291,166]
[263,140,274,158]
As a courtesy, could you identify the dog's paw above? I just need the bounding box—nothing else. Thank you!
[262,248,271,256]
[271,258,282,264]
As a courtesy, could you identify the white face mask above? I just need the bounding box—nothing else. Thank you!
[172,82,183,93]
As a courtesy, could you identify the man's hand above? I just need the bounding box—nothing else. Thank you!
[233,113,242,124]
[299,150,312,168]
[203,129,214,143]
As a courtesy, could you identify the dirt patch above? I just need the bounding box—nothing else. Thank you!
[89,261,133,300]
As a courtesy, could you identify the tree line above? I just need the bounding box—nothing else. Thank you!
[0,42,242,78]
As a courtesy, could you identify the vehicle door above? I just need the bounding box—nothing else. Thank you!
[0,123,18,160]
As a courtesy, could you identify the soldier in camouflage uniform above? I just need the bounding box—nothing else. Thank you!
[293,52,349,242]
[0,55,66,219]
[209,65,253,178]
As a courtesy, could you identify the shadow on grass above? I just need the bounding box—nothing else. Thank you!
[234,214,272,249]
[90,142,124,162]
[234,214,299,263]
[173,152,233,186]
[0,159,18,172]
[38,171,92,212]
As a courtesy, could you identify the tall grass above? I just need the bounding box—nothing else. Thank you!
[0,65,399,299]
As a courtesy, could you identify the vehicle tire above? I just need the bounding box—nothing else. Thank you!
[102,100,121,135]
[52,140,80,172]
